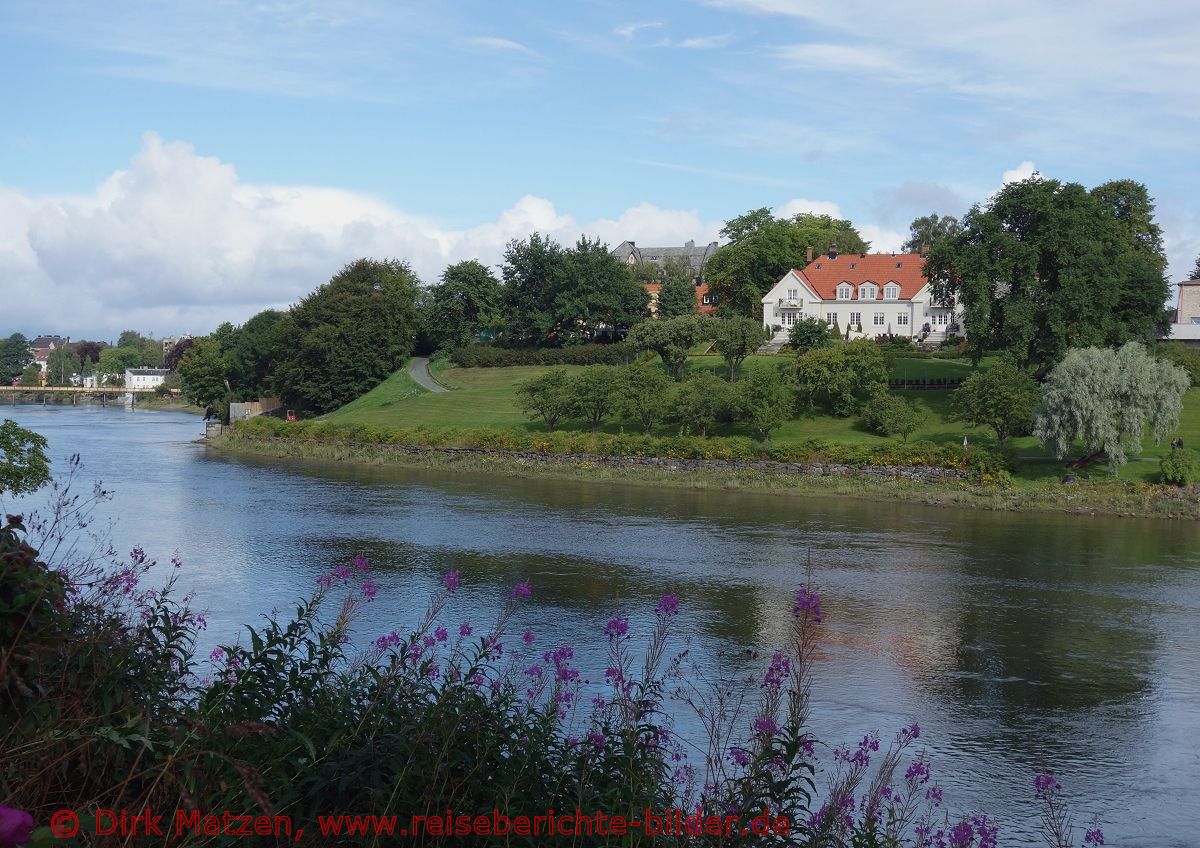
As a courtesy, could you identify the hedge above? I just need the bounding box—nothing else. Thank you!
[451,344,636,368]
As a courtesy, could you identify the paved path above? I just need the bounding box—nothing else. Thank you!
[408,357,448,392]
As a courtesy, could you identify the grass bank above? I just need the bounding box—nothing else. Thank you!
[208,432,1200,520]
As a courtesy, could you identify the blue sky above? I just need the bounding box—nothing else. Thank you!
[2,0,1198,339]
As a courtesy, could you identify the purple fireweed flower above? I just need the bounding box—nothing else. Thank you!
[209,647,225,662]
[927,786,943,806]
[729,746,751,766]
[586,729,606,747]
[1084,828,1105,846]
[793,587,822,622]
[460,621,472,637]
[484,636,503,657]
[524,664,544,680]
[227,654,244,670]
[971,815,999,848]
[604,616,629,638]
[171,553,183,569]
[905,759,931,785]
[510,581,532,600]
[353,554,369,571]
[360,579,378,601]
[332,563,351,581]
[902,722,921,741]
[948,820,975,848]
[655,592,680,616]
[762,650,791,689]
[443,570,461,592]
[375,631,401,650]
[434,626,449,643]
[422,636,436,649]
[407,641,423,658]
[1034,772,1062,799]
[752,716,778,736]
[470,672,485,687]
[426,664,440,680]
[0,805,35,848]
[523,627,535,645]
[591,695,606,709]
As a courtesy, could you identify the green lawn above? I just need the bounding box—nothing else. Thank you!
[323,356,1200,485]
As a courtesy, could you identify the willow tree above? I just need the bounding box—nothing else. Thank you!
[1035,343,1189,472]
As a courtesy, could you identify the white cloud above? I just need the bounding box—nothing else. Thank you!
[464,36,539,57]
[858,224,906,254]
[0,134,723,338]
[674,33,735,49]
[776,197,842,218]
[614,22,663,39]
[1001,161,1038,186]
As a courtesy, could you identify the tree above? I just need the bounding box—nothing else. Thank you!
[501,233,568,346]
[426,260,503,351]
[118,330,163,366]
[861,390,926,442]
[555,237,649,343]
[1191,253,1200,281]
[164,337,195,372]
[569,366,619,431]
[705,210,869,318]
[75,340,105,365]
[272,258,421,415]
[0,419,50,496]
[952,361,1040,447]
[515,368,574,430]
[926,176,1171,373]
[625,315,711,381]
[788,316,836,353]
[225,310,283,399]
[673,372,732,437]
[0,334,31,382]
[615,366,672,434]
[45,344,81,387]
[96,347,141,383]
[178,337,231,420]
[901,213,961,253]
[713,317,769,382]
[19,364,41,386]
[792,339,888,416]
[735,367,792,442]
[1035,343,1189,472]
[656,258,698,318]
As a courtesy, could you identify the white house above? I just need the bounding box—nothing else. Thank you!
[761,248,963,346]
[124,368,170,390]
[1164,278,1200,345]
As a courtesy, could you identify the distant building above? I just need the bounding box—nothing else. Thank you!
[761,247,963,346]
[1164,278,1200,346]
[611,239,722,316]
[162,334,193,356]
[124,368,170,390]
[29,335,68,374]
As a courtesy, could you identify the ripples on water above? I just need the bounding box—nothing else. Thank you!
[4,405,1199,846]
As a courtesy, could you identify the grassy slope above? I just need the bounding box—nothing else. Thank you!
[327,355,1199,486]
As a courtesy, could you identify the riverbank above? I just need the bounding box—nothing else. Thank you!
[208,432,1200,520]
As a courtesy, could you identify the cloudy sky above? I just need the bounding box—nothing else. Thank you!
[2,0,1198,340]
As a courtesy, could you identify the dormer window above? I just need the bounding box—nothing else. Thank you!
[858,283,877,300]
[883,284,900,300]
[836,284,852,300]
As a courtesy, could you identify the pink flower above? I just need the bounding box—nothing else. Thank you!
[209,647,224,662]
[435,626,449,643]
[655,592,680,616]
[443,570,461,592]
[0,806,34,848]
[522,628,535,645]
[360,579,378,601]
[353,554,370,571]
[459,621,473,637]
[510,582,532,600]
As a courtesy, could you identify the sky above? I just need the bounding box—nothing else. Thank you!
[2,0,1199,340]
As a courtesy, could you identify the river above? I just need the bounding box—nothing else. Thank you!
[4,405,1199,845]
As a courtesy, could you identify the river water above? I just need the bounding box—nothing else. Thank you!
[4,405,1199,845]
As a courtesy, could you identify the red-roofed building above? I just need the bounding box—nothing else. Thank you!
[644,282,719,316]
[761,246,963,345]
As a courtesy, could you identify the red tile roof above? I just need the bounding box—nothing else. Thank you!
[796,252,929,301]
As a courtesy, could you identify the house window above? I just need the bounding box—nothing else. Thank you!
[932,313,949,326]
[873,312,885,326]
[897,313,909,326]
[787,287,798,301]
[859,284,876,300]
[702,294,712,304]
[826,312,837,327]
[849,311,862,328]
[785,313,795,326]
[837,284,852,300]
[884,285,899,300]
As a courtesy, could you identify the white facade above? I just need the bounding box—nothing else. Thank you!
[761,266,963,346]
[124,368,170,390]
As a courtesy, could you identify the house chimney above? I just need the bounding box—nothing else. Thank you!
[806,247,813,263]
[827,243,838,260]
[919,243,929,256]
[685,239,695,248]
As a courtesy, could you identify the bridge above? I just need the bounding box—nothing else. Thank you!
[4,385,161,407]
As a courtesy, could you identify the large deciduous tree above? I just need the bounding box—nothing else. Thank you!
[45,345,81,386]
[1035,343,1189,472]
[515,368,574,430]
[1191,253,1200,281]
[178,337,231,420]
[625,315,711,381]
[901,213,960,252]
[501,233,568,346]
[555,237,648,343]
[792,339,888,416]
[951,361,1040,447]
[0,419,50,495]
[272,258,421,415]
[426,260,503,351]
[926,177,1171,373]
[225,309,284,400]
[656,258,698,319]
[705,209,869,318]
[0,334,32,382]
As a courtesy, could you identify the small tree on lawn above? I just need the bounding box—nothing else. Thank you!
[1035,342,1190,472]
[626,315,711,381]
[736,367,793,443]
[951,361,1041,447]
[516,368,575,431]
[861,390,926,443]
[615,365,673,434]
[673,372,732,437]
[792,339,888,416]
[714,317,770,382]
[788,316,835,353]
[569,366,619,432]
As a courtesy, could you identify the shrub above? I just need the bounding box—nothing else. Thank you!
[1156,341,1200,386]
[1159,446,1197,486]
[451,343,634,368]
[735,367,793,442]
[793,340,888,417]
[673,372,734,437]
[861,391,927,443]
[516,368,575,430]
[788,316,836,353]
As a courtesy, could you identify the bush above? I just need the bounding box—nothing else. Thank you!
[451,343,635,368]
[1156,341,1200,386]
[1159,446,1197,486]
[515,368,576,430]
[860,391,926,442]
